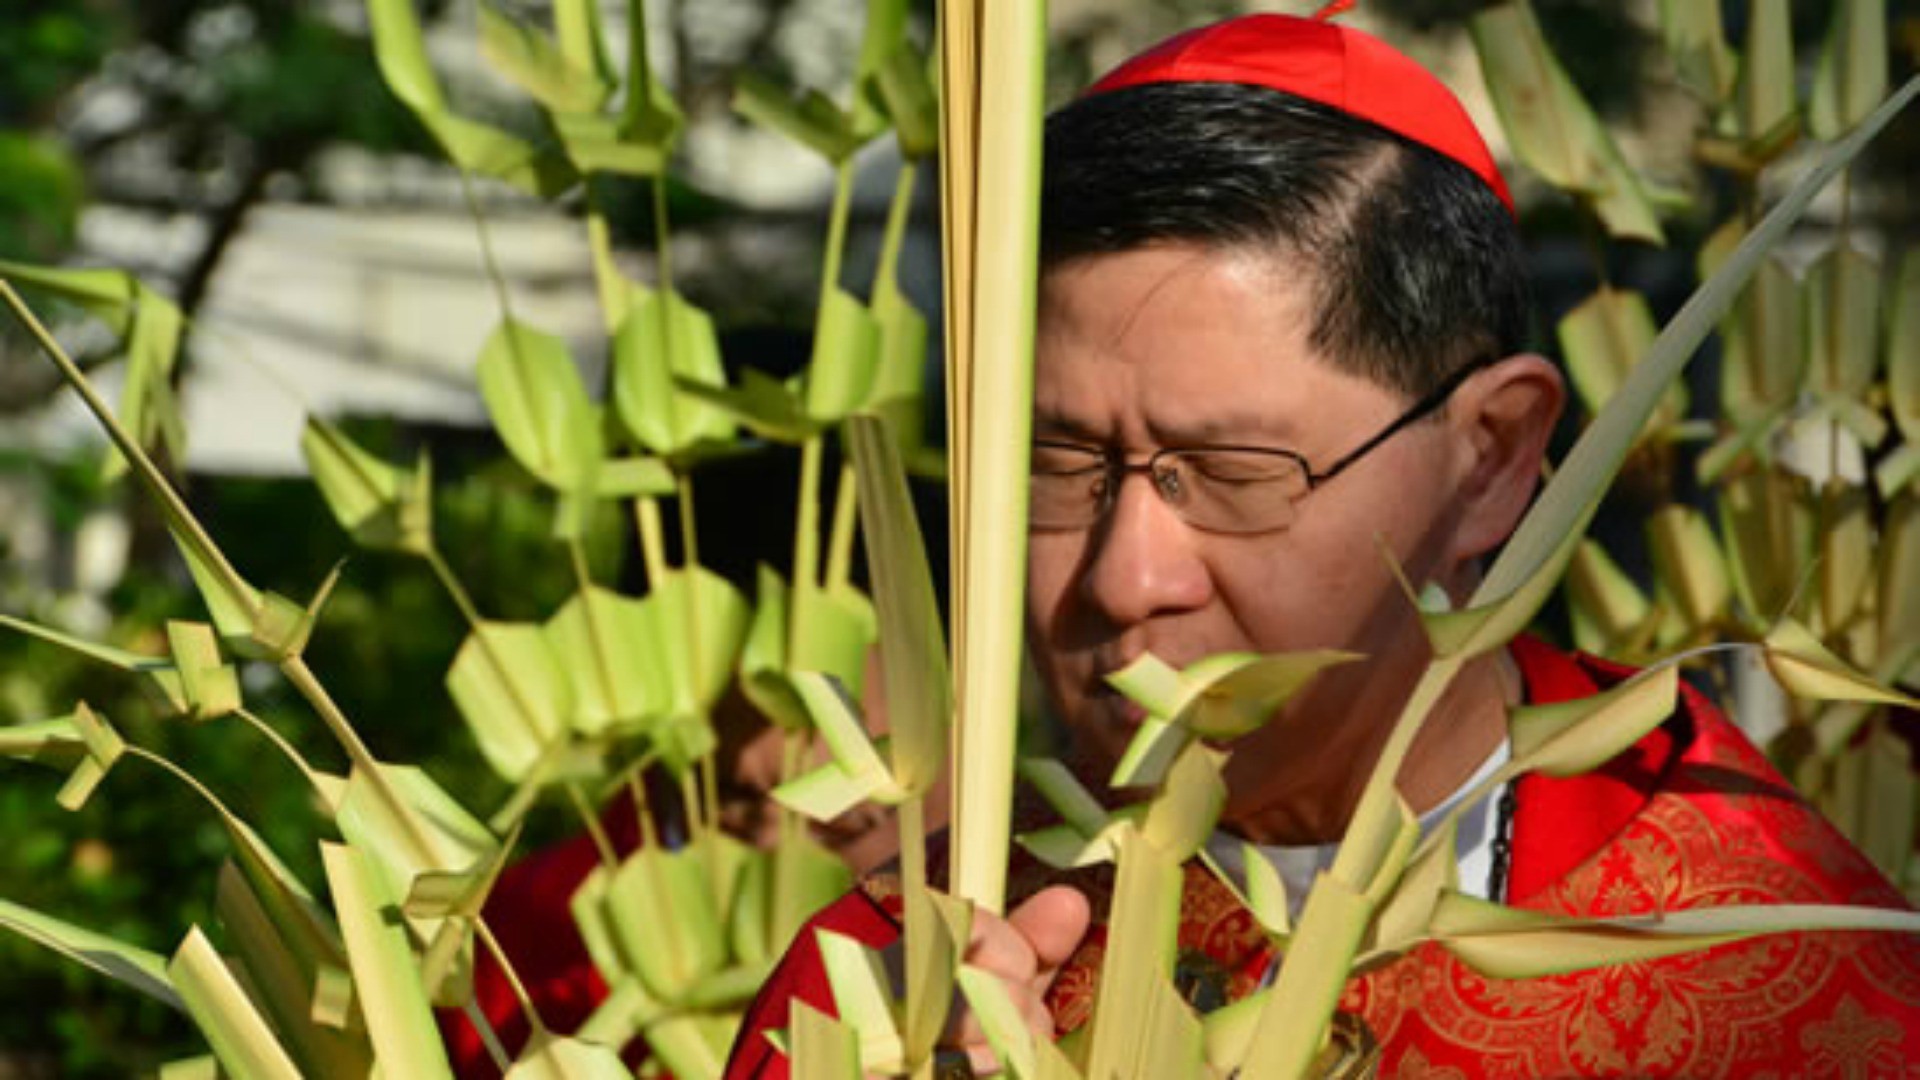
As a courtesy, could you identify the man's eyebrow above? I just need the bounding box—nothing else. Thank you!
[1031,412,1297,445]
[1152,412,1294,445]
[1031,415,1105,441]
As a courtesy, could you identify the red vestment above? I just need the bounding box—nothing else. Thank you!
[723,638,1920,1078]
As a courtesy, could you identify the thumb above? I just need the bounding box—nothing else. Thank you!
[1006,885,1091,977]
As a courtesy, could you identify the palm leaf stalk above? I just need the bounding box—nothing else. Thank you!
[770,1,1049,1072]
[937,0,1049,917]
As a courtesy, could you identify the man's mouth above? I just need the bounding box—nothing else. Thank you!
[810,803,886,847]
[1087,680,1150,730]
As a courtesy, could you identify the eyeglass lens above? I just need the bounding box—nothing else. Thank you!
[1029,446,1310,534]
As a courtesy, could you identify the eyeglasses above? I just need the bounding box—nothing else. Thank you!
[1029,358,1492,535]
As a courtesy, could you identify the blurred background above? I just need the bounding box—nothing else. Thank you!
[2,0,1917,1074]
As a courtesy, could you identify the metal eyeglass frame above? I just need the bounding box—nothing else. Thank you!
[1031,354,1496,532]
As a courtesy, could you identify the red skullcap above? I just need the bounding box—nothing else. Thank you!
[1087,13,1515,214]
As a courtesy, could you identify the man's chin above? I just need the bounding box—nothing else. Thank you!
[812,812,897,876]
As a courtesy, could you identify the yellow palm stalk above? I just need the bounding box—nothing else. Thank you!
[939,0,1049,916]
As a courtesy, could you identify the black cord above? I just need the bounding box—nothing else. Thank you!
[1487,782,1518,903]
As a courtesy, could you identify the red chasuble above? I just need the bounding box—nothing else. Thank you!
[723,637,1920,1078]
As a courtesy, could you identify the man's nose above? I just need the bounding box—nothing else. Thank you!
[1076,468,1213,626]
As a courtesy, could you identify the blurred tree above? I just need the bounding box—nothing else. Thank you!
[0,0,428,415]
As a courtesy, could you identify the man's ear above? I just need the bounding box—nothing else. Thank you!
[1446,353,1565,562]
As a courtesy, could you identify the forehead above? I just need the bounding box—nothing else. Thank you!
[1037,244,1310,364]
[1034,244,1382,444]
[1041,240,1305,312]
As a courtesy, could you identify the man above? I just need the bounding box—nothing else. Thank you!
[727,12,1920,1078]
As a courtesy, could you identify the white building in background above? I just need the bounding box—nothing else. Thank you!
[142,201,599,476]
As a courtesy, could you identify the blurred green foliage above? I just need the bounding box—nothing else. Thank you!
[0,4,121,125]
[0,136,85,262]
[0,573,206,1077]
[0,426,629,1074]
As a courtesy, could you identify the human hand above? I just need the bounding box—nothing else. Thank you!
[941,885,1091,1075]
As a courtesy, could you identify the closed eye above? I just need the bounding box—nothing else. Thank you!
[1032,442,1108,476]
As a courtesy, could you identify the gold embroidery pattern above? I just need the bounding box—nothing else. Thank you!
[1051,935,1104,1033]
[1852,921,1920,1006]
[860,872,903,909]
[1043,862,1271,1035]
[1388,1045,1469,1080]
[1347,727,1920,1077]
[1799,995,1909,1080]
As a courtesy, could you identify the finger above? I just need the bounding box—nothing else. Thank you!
[949,985,1054,1078]
[944,890,1088,1070]
[946,1012,1008,1076]
[1021,989,1057,1040]
[953,992,1051,1079]
[947,1009,986,1049]
[965,912,1040,984]
[941,958,1054,1064]
[1006,885,1091,978]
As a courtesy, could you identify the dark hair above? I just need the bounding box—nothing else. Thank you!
[1040,82,1529,398]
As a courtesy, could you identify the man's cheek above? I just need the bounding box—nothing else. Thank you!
[1221,554,1363,647]
[1034,653,1084,717]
